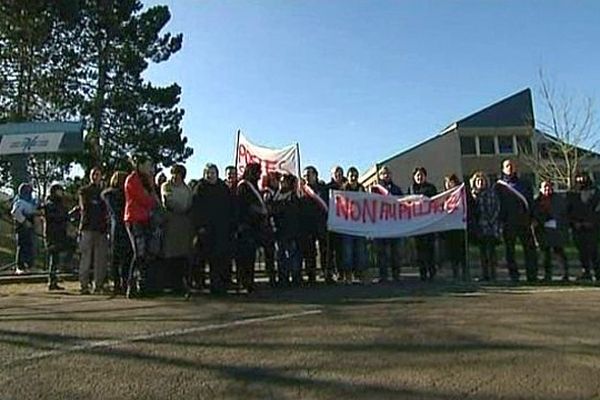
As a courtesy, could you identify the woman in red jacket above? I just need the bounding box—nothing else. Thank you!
[124,154,159,298]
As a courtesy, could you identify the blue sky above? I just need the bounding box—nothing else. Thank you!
[144,0,600,180]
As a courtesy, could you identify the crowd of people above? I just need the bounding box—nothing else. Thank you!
[8,156,600,297]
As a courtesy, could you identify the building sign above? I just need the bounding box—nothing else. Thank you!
[0,132,65,155]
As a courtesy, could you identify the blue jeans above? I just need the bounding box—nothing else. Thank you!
[277,240,301,285]
[341,235,367,273]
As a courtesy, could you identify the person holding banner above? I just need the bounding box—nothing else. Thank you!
[371,166,404,283]
[443,174,469,281]
[300,166,330,285]
[236,163,267,293]
[468,171,501,282]
[326,166,347,282]
[408,167,438,281]
[532,180,569,282]
[495,159,538,283]
[341,167,368,284]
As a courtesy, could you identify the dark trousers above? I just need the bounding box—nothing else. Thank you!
[208,253,229,294]
[301,231,328,284]
[236,236,257,292]
[111,241,132,293]
[278,240,302,286]
[541,246,568,280]
[47,247,61,286]
[573,228,599,278]
[327,232,343,278]
[376,239,401,281]
[415,234,436,281]
[445,230,468,281]
[15,225,35,269]
[261,238,276,286]
[478,237,497,281]
[503,224,538,282]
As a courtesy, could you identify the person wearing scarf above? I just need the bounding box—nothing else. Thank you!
[272,173,302,286]
[372,166,404,283]
[299,166,329,285]
[340,166,368,284]
[533,180,569,282]
[408,167,438,281]
[494,159,538,283]
[11,183,39,275]
[261,171,280,287]
[235,163,266,293]
[469,171,501,281]
[567,171,600,281]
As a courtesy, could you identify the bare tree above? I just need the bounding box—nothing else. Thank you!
[519,70,600,189]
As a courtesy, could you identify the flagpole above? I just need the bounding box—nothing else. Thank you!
[295,142,301,177]
[234,129,241,175]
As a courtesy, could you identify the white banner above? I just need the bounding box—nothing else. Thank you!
[236,132,299,178]
[327,184,467,238]
[0,132,65,155]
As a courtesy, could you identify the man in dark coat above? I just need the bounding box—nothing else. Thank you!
[325,166,347,282]
[300,166,330,285]
[494,159,538,283]
[192,164,236,294]
[567,171,600,281]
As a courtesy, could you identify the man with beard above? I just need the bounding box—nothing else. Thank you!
[371,165,404,283]
[568,171,600,281]
[494,159,538,283]
[300,166,330,285]
[236,163,267,292]
[191,163,235,295]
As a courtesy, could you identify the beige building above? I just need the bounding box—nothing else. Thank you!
[360,88,600,191]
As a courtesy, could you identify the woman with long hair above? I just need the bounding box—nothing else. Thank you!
[124,154,159,298]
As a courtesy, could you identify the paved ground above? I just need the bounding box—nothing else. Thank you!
[1,279,600,400]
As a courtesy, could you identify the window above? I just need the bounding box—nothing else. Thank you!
[479,136,495,155]
[498,135,514,154]
[460,136,476,155]
[516,136,532,155]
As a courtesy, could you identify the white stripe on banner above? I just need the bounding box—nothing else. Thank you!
[327,184,467,238]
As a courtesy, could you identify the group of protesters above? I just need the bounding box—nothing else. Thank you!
[8,154,600,297]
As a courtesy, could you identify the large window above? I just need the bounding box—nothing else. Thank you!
[516,136,532,155]
[460,136,476,155]
[498,135,514,154]
[479,136,495,155]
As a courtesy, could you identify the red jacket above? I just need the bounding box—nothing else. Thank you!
[124,172,156,224]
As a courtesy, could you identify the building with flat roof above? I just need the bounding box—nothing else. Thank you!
[360,88,600,191]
